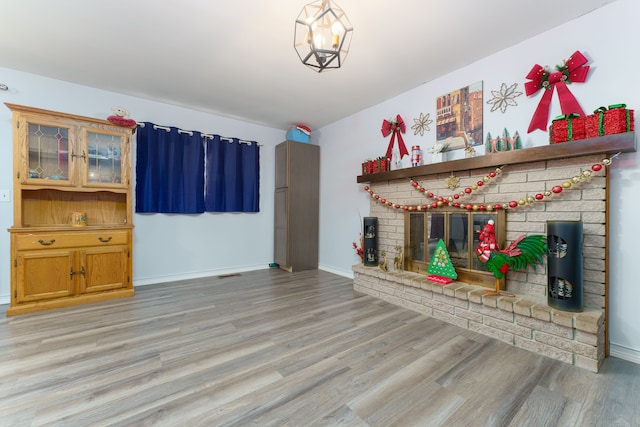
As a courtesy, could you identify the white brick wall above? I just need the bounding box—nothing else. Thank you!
[365,154,607,309]
[356,154,609,372]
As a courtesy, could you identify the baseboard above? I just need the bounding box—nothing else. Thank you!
[133,264,269,287]
[609,343,640,365]
[318,264,354,279]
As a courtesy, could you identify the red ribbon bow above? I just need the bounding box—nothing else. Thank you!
[381,114,409,162]
[525,50,590,133]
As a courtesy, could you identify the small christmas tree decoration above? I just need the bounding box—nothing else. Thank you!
[427,239,458,284]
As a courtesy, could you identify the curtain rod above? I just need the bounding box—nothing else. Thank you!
[137,122,261,146]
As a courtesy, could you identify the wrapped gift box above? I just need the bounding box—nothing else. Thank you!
[550,114,586,144]
[361,157,390,175]
[604,104,634,135]
[586,104,634,138]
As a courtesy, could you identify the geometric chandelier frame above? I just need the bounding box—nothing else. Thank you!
[294,0,353,72]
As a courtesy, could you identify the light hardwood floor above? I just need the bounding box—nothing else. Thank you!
[1,269,639,426]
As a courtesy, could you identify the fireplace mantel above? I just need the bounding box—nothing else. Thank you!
[357,132,636,183]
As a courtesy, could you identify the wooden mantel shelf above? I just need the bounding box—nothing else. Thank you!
[357,132,636,183]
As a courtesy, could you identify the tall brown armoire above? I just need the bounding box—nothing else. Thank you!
[274,140,319,272]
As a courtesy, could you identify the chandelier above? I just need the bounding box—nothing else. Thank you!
[294,0,353,72]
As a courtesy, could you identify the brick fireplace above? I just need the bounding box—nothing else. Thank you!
[353,133,636,372]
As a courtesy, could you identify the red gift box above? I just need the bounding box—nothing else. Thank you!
[586,104,634,138]
[585,107,606,139]
[550,114,586,144]
[362,157,390,175]
[604,104,634,135]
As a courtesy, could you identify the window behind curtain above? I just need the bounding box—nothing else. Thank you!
[135,123,205,214]
[204,136,260,213]
[135,123,260,214]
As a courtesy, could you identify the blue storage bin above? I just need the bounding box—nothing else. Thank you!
[286,128,310,143]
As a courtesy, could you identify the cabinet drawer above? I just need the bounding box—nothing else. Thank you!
[14,230,129,250]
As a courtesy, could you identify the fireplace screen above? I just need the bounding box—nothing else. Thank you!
[405,209,506,288]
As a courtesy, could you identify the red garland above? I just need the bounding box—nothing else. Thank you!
[381,114,409,162]
[363,157,615,212]
[525,50,590,133]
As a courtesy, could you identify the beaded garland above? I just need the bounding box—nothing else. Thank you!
[363,155,618,212]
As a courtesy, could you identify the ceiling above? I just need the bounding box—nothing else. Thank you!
[0,0,616,131]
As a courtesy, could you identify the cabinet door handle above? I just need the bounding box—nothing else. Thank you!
[38,239,56,246]
[98,236,112,243]
[70,266,86,279]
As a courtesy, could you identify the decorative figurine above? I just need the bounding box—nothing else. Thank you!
[393,245,404,271]
[426,239,457,284]
[379,251,388,272]
[475,220,547,296]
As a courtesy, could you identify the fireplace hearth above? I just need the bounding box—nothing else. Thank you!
[354,133,637,371]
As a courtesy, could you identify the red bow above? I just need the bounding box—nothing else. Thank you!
[525,50,590,133]
[381,114,409,162]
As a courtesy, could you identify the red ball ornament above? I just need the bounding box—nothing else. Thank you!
[552,186,563,194]
[427,192,434,198]
[477,181,484,187]
[535,193,544,200]
[381,198,386,204]
[465,204,473,210]
[509,201,518,208]
[403,205,409,211]
[592,164,603,172]
[454,202,461,208]
[464,188,472,194]
[421,205,428,210]
[412,181,418,187]
[420,188,426,193]
[387,201,393,206]
[453,194,460,199]
[489,172,496,178]
[479,205,486,211]
[431,202,438,208]
[493,204,503,210]
[394,204,401,209]
[374,195,380,199]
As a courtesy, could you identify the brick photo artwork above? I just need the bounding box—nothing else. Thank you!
[354,153,611,372]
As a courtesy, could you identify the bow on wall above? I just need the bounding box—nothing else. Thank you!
[525,50,590,133]
[381,115,409,162]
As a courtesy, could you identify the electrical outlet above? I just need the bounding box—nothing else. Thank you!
[0,189,11,203]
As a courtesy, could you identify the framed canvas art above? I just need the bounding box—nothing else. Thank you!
[436,81,483,151]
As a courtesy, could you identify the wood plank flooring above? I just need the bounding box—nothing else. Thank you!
[1,269,639,426]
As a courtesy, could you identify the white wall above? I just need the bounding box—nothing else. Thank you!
[0,67,285,300]
[318,0,640,363]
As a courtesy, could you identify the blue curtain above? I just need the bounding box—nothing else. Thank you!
[135,123,205,213]
[204,136,260,212]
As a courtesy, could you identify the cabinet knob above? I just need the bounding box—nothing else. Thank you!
[38,239,56,246]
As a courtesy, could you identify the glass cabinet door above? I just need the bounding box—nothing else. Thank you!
[24,121,73,185]
[82,129,128,188]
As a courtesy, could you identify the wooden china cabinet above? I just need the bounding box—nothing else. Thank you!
[5,103,135,316]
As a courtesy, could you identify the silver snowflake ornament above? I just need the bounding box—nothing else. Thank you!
[411,112,433,136]
[487,82,523,113]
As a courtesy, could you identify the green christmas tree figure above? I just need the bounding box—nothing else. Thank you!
[427,239,458,285]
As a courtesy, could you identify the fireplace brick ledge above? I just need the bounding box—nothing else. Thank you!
[352,264,605,372]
